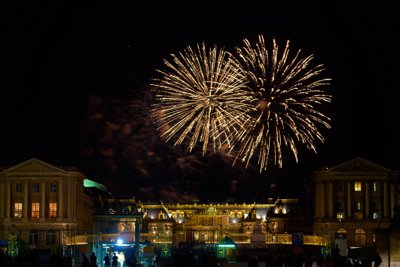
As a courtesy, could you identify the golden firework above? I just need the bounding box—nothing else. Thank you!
[234,35,332,171]
[151,42,254,155]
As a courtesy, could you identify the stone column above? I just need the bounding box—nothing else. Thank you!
[24,181,29,219]
[67,180,71,219]
[134,219,141,258]
[72,180,76,219]
[58,180,63,219]
[0,182,4,218]
[347,182,352,217]
[320,182,326,218]
[328,182,334,218]
[315,181,324,218]
[5,180,11,219]
[314,182,319,219]
[365,182,370,218]
[383,182,388,218]
[391,182,395,218]
[41,180,46,220]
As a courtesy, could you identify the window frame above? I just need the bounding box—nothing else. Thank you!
[354,181,362,192]
[32,183,40,192]
[29,230,39,246]
[15,183,22,192]
[31,202,40,219]
[49,202,57,218]
[14,202,23,218]
[46,230,56,246]
[50,183,57,193]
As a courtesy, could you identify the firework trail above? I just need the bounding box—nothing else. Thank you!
[151,42,254,155]
[234,35,332,171]
[151,36,331,173]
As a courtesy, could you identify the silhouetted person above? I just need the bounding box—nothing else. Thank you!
[374,253,382,267]
[128,254,137,267]
[82,253,90,267]
[0,250,5,263]
[90,252,97,267]
[104,253,111,267]
[332,244,340,260]
[111,253,118,267]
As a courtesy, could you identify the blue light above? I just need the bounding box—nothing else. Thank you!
[218,244,235,248]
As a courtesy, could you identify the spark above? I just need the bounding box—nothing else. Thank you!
[234,35,332,172]
[151,42,254,155]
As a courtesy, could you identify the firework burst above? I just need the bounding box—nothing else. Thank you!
[151,42,254,155]
[234,35,332,171]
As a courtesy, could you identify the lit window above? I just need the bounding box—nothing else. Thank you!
[14,202,23,218]
[374,202,381,215]
[46,230,56,246]
[354,201,363,219]
[32,202,40,219]
[354,182,362,191]
[336,212,344,219]
[16,183,22,192]
[32,183,40,192]
[373,182,379,192]
[50,183,57,192]
[49,202,57,218]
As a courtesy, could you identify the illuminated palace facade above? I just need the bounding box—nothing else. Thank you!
[137,199,319,247]
[1,157,399,265]
[0,158,93,255]
[311,157,400,263]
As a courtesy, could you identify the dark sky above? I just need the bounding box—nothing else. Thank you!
[2,1,399,201]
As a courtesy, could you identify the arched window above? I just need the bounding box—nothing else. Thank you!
[355,228,366,246]
[158,211,164,219]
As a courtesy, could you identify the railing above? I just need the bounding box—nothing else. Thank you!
[64,234,88,245]
[265,233,325,246]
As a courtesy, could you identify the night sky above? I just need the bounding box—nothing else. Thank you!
[2,1,399,202]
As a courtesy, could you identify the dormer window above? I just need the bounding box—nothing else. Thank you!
[158,212,165,219]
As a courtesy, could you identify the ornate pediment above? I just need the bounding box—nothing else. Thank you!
[3,158,66,174]
[329,157,390,173]
[203,206,218,215]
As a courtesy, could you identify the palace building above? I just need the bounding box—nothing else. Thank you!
[311,157,400,264]
[1,157,399,266]
[0,158,93,256]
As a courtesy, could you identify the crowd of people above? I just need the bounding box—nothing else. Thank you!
[0,246,384,267]
[101,252,137,267]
